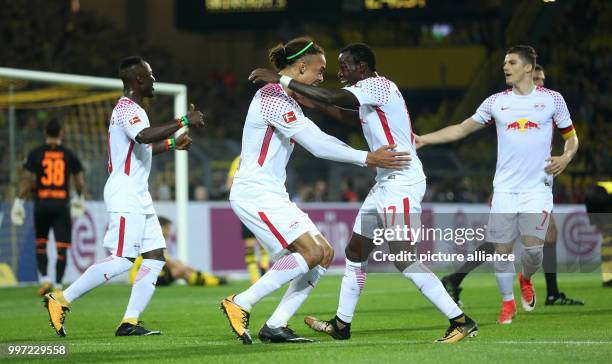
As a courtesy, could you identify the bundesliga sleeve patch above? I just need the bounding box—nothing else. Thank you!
[129,116,141,125]
[282,111,297,123]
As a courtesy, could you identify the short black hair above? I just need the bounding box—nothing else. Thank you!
[268,37,325,71]
[506,45,537,68]
[118,56,145,80]
[45,118,61,137]
[534,64,544,72]
[340,43,376,71]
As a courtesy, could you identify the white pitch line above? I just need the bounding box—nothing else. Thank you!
[491,340,611,345]
[44,339,612,348]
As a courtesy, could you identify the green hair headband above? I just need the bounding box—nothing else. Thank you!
[286,41,314,60]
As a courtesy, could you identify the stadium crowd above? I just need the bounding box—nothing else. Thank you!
[0,0,608,203]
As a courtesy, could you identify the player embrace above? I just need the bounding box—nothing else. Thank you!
[221,37,409,344]
[251,42,478,343]
[417,45,579,324]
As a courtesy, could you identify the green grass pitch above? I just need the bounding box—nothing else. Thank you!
[1,273,611,363]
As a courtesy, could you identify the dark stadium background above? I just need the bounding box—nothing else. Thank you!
[1,0,608,204]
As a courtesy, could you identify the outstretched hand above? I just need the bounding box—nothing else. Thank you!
[175,133,192,150]
[186,104,205,128]
[366,144,411,170]
[248,68,281,84]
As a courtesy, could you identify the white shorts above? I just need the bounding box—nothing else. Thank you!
[486,191,553,244]
[353,179,426,241]
[103,212,166,258]
[230,198,321,260]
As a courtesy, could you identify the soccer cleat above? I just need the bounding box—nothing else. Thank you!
[545,292,584,306]
[304,316,351,340]
[519,273,536,311]
[43,293,69,337]
[115,322,161,336]
[435,315,478,343]
[441,275,463,307]
[258,324,313,343]
[498,299,517,324]
[38,282,52,297]
[220,294,252,344]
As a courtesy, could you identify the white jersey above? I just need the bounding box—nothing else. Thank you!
[104,97,154,214]
[230,83,311,201]
[472,86,573,193]
[343,76,425,184]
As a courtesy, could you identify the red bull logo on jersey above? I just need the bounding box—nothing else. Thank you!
[506,118,539,132]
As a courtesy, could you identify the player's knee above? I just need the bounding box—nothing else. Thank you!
[320,242,335,268]
[56,248,67,262]
[522,245,543,265]
[301,244,324,268]
[495,243,514,255]
[345,240,369,262]
[392,260,410,272]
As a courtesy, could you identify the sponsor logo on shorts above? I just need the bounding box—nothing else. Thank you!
[289,220,301,230]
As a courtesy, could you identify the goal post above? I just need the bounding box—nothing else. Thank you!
[0,67,190,264]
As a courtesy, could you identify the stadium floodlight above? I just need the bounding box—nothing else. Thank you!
[0,67,190,263]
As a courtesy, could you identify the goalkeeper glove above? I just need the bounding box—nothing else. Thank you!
[70,194,85,218]
[11,198,25,226]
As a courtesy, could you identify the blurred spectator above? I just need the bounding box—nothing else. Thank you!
[193,185,209,201]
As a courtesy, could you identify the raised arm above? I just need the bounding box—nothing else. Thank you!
[293,93,360,125]
[151,133,192,156]
[135,104,204,144]
[292,123,410,169]
[249,68,360,107]
[416,117,485,149]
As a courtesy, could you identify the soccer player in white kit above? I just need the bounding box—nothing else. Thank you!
[221,38,410,344]
[417,45,579,324]
[44,56,205,336]
[249,43,478,343]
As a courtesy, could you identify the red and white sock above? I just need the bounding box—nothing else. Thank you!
[336,259,367,323]
[266,265,326,328]
[403,262,463,319]
[234,253,309,311]
[63,255,133,303]
[122,259,165,321]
